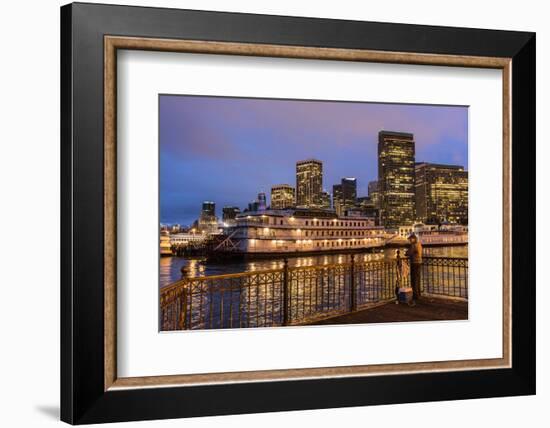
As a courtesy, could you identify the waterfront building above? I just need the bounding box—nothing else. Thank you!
[415,162,469,224]
[218,208,386,254]
[333,177,357,216]
[170,224,182,233]
[378,131,416,228]
[270,184,295,210]
[296,159,323,208]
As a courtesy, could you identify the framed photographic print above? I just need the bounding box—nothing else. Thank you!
[61,2,535,424]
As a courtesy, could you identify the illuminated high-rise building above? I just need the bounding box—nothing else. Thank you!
[332,184,343,215]
[198,201,219,233]
[222,206,241,221]
[357,196,380,225]
[332,177,357,216]
[415,162,468,225]
[320,190,331,209]
[368,180,380,209]
[378,131,416,227]
[257,192,267,211]
[342,178,357,213]
[201,201,215,218]
[296,159,323,208]
[271,184,295,210]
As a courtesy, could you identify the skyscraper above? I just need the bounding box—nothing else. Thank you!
[332,184,342,215]
[368,180,380,209]
[415,162,468,225]
[357,196,380,225]
[222,206,241,221]
[332,178,357,216]
[201,201,215,218]
[270,184,295,210]
[296,159,323,208]
[378,131,416,227]
[247,200,259,212]
[198,201,218,232]
[342,178,357,213]
[320,190,331,209]
[257,192,267,211]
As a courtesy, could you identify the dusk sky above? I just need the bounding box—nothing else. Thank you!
[160,95,468,226]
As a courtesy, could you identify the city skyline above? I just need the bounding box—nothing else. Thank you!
[160,95,468,225]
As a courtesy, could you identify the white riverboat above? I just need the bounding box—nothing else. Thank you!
[214,208,390,255]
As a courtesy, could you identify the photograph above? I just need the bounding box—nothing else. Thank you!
[159,95,469,331]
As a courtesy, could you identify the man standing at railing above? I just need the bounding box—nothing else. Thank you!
[406,233,423,305]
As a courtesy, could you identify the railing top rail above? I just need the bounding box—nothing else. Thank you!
[161,268,285,292]
[160,255,467,293]
[176,257,390,279]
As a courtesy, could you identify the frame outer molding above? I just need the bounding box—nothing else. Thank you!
[104,34,117,391]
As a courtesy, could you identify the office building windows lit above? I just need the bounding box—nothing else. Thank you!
[378,131,416,227]
[296,159,323,208]
[415,162,468,225]
[270,184,295,210]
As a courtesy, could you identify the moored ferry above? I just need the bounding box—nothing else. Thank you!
[160,231,172,256]
[388,223,468,246]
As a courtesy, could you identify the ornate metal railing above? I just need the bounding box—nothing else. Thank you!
[421,256,468,299]
[160,255,466,331]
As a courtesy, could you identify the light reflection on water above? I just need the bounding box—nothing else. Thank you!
[159,245,468,289]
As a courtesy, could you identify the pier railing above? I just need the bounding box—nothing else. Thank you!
[160,256,467,331]
[421,256,468,299]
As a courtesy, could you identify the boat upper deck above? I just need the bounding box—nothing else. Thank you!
[233,208,379,231]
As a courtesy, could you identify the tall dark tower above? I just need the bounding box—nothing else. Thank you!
[378,131,415,227]
[333,178,357,216]
[198,201,218,233]
[201,201,215,218]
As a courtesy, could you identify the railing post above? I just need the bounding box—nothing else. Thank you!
[282,258,290,326]
[350,254,357,312]
[395,251,401,301]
